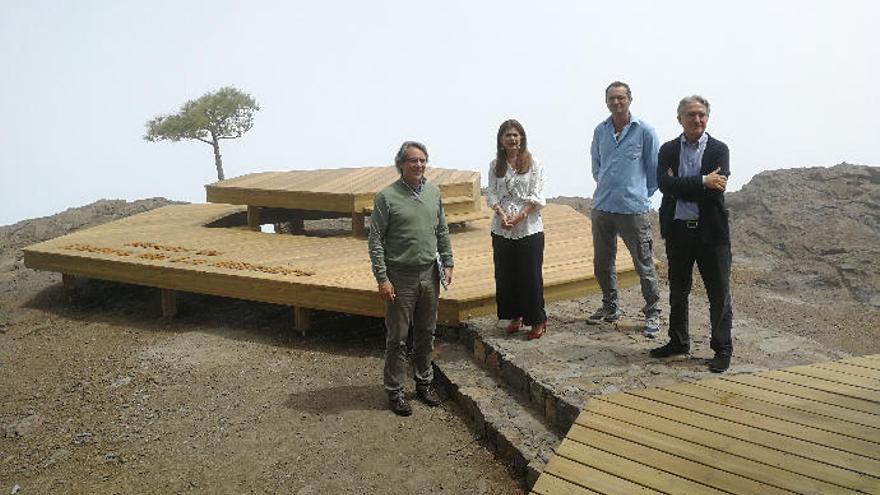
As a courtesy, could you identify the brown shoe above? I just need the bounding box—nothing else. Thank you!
[505,317,523,334]
[526,322,547,340]
[389,395,412,416]
[416,385,442,407]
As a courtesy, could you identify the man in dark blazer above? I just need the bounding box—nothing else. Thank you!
[650,95,733,373]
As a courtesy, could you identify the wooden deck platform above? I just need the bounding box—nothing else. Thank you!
[23,202,634,327]
[532,354,880,494]
[205,167,488,234]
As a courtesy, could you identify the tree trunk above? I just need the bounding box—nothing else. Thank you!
[211,134,224,181]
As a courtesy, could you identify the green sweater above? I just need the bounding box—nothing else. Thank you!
[368,178,454,283]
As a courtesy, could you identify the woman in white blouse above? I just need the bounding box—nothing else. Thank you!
[486,119,547,339]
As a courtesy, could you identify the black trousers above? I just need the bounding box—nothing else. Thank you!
[492,232,546,326]
[665,221,733,357]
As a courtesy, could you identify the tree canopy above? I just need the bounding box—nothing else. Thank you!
[144,86,259,180]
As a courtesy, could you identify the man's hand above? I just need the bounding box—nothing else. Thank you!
[443,266,454,287]
[704,167,728,191]
[378,280,396,302]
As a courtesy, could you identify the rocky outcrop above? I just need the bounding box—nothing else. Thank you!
[728,163,880,306]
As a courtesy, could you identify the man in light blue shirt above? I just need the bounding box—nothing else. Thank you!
[587,81,662,337]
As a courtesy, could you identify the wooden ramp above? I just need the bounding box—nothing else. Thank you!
[532,354,880,494]
[23,202,635,327]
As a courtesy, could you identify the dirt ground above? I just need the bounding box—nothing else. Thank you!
[0,276,521,494]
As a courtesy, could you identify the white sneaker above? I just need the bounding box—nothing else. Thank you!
[644,314,661,338]
[586,306,622,325]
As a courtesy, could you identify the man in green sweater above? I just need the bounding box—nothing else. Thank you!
[368,141,455,416]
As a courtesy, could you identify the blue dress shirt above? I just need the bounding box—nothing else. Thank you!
[673,133,708,220]
[590,115,659,214]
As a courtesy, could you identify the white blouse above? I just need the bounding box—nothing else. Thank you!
[486,159,546,239]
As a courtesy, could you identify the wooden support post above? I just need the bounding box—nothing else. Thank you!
[247,206,261,231]
[352,212,366,238]
[62,273,76,299]
[290,215,305,234]
[160,289,177,317]
[294,307,311,337]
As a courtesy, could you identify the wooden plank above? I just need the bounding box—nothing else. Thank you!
[839,355,880,371]
[555,438,728,494]
[696,378,880,429]
[542,453,663,495]
[576,410,861,494]
[657,383,880,445]
[631,387,880,459]
[565,423,792,494]
[815,361,880,379]
[782,366,880,392]
[530,472,605,495]
[760,370,880,403]
[598,393,880,478]
[582,398,880,491]
[723,374,879,415]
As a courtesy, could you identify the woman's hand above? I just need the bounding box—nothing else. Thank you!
[494,205,511,230]
[507,211,527,228]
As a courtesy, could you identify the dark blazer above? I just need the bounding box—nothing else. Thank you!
[657,134,730,244]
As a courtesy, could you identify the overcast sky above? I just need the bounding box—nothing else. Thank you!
[1,0,878,226]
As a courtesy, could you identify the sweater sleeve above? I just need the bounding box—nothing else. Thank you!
[367,192,389,283]
[436,197,454,267]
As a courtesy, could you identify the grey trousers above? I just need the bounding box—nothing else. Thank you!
[384,264,438,398]
[591,209,660,317]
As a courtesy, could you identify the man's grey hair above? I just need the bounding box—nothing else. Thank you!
[678,95,711,116]
[605,81,632,99]
[394,140,429,173]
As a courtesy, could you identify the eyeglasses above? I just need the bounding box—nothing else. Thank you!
[404,158,427,165]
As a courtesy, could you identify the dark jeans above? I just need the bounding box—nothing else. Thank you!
[492,232,546,326]
[665,221,733,357]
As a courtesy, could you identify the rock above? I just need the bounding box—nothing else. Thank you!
[727,163,880,307]
[3,414,40,438]
[110,376,132,388]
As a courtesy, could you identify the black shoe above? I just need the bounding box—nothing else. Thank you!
[389,395,412,416]
[416,385,442,407]
[708,354,731,373]
[649,342,690,358]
